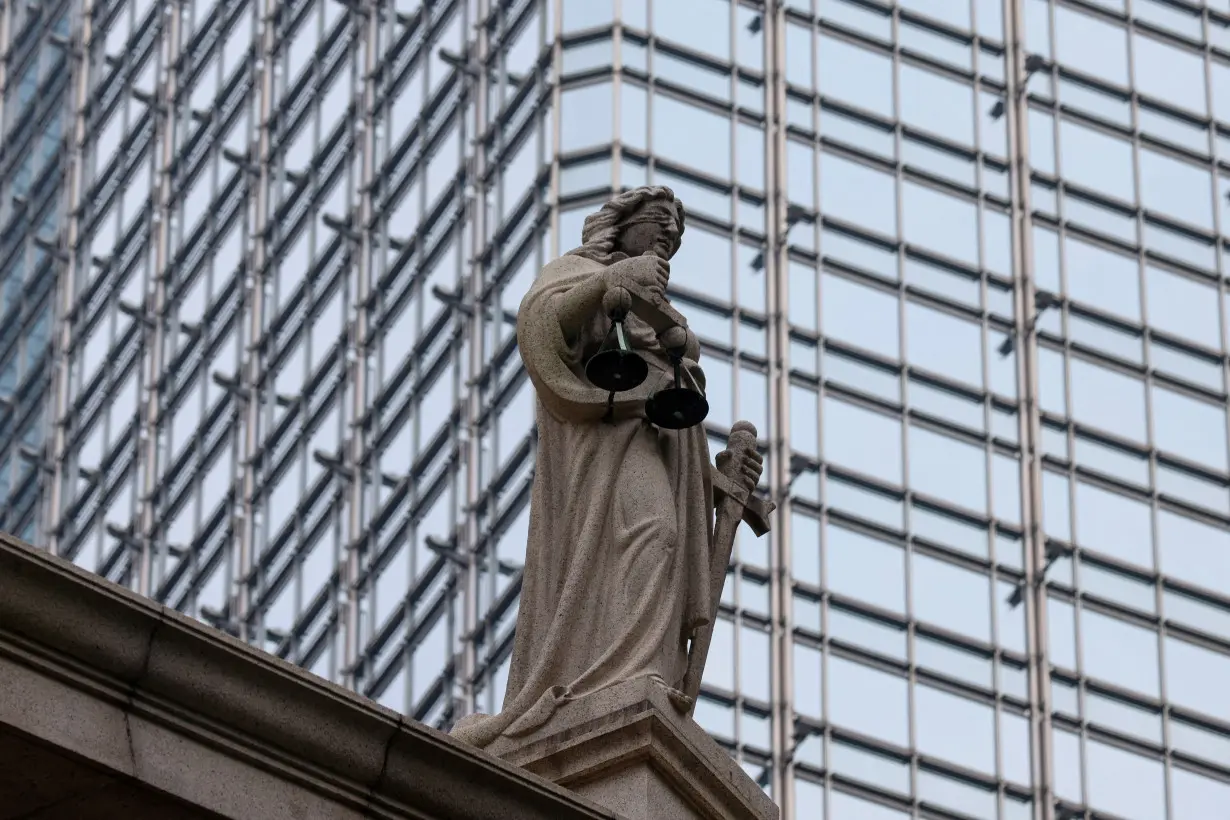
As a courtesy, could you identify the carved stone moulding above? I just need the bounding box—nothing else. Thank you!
[486,677,779,820]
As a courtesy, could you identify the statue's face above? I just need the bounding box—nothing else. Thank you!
[615,201,680,259]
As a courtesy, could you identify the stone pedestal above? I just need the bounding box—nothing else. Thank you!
[485,678,778,820]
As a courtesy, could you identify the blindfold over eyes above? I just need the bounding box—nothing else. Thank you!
[618,210,679,230]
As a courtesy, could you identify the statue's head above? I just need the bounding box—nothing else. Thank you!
[569,186,686,263]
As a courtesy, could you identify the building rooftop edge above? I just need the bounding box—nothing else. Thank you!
[0,531,620,820]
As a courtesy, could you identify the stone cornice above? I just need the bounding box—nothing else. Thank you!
[0,532,618,820]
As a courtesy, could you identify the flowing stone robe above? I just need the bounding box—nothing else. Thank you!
[450,251,715,750]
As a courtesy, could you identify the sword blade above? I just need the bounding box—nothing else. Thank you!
[679,492,747,712]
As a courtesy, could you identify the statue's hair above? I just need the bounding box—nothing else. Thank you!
[565,186,686,263]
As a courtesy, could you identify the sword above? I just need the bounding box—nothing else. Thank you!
[675,421,775,714]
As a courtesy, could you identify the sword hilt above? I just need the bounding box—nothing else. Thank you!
[726,421,757,462]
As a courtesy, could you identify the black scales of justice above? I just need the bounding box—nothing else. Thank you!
[584,275,709,430]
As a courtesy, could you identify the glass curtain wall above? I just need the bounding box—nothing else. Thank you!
[9,1,1230,819]
[0,2,72,538]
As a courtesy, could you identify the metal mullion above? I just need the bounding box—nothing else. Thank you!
[762,0,794,811]
[1046,13,1094,812]
[284,90,358,666]
[1204,3,1230,713]
[1003,1,1053,818]
[1140,4,1191,818]
[95,227,135,587]
[727,9,742,709]
[547,0,562,258]
[973,30,1010,768]
[610,0,623,192]
[252,0,292,650]
[45,0,95,555]
[733,14,747,721]
[457,0,492,720]
[339,0,378,692]
[130,0,183,599]
[362,0,401,680]
[1119,8,1169,816]
[229,0,277,644]
[887,0,923,810]
[402,22,430,704]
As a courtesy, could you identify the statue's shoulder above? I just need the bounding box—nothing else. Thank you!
[520,253,607,320]
[540,253,605,280]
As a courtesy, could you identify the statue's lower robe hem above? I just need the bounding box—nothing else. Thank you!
[451,674,692,750]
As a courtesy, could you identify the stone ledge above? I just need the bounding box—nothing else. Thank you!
[0,532,619,820]
[487,677,778,820]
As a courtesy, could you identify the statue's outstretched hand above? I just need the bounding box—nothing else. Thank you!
[604,252,670,303]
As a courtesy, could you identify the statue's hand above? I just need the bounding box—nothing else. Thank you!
[604,253,670,303]
[716,424,763,496]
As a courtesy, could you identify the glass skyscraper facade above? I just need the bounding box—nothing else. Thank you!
[0,1,72,537]
[5,0,1230,818]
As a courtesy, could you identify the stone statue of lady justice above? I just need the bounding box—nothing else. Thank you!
[451,186,773,752]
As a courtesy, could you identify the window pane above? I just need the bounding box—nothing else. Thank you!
[1172,765,1230,820]
[670,227,732,300]
[622,82,647,150]
[562,0,613,31]
[819,153,898,236]
[1152,385,1228,473]
[818,36,894,119]
[1140,148,1213,232]
[1070,358,1146,442]
[1158,509,1230,595]
[830,790,909,820]
[1064,236,1140,321]
[1054,5,1129,87]
[830,606,907,660]
[794,641,823,719]
[822,272,899,359]
[1073,481,1153,569]
[905,301,982,386]
[652,93,731,176]
[909,426,987,514]
[827,655,908,746]
[1081,608,1159,698]
[1058,118,1135,203]
[740,625,771,700]
[899,64,975,146]
[653,0,730,60]
[1086,738,1166,820]
[826,524,905,614]
[823,398,903,486]
[561,83,614,151]
[901,184,979,267]
[912,553,991,642]
[915,685,996,775]
[1165,636,1230,723]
